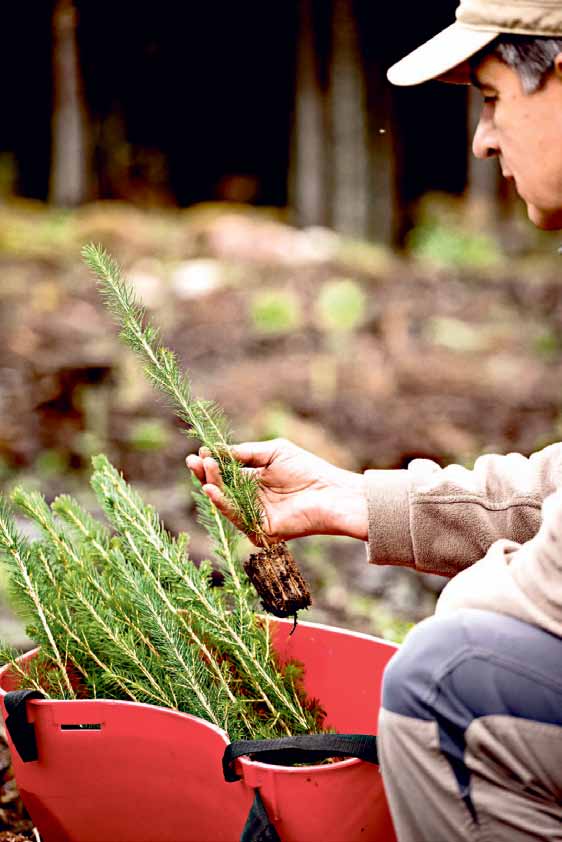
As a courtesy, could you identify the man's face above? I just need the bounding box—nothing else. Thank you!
[472,54,562,229]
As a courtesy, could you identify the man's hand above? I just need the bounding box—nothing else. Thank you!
[186,438,368,545]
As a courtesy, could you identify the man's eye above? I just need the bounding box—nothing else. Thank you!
[483,96,497,104]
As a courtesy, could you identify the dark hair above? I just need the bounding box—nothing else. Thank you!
[489,34,562,93]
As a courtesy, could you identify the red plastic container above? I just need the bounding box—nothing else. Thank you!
[0,618,398,842]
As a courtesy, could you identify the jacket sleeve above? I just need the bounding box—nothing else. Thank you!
[435,491,562,637]
[364,443,562,577]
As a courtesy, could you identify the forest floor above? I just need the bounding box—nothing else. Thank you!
[2,199,562,640]
[1,198,562,836]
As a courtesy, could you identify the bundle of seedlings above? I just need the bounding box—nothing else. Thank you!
[82,243,311,620]
[0,243,321,742]
[0,456,322,741]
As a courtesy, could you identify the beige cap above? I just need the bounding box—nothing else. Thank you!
[387,0,562,86]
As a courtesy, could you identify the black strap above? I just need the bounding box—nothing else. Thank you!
[241,789,281,842]
[4,689,45,762]
[224,733,378,842]
[223,732,378,782]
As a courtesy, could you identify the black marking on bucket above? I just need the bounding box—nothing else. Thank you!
[60,723,102,731]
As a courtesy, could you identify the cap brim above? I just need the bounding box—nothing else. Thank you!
[387,22,499,86]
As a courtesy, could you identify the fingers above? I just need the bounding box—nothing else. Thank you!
[186,452,223,488]
[186,454,239,516]
[202,483,238,520]
[203,456,223,487]
[229,439,284,468]
[186,454,205,484]
[186,447,273,546]
[202,486,264,546]
[187,440,284,479]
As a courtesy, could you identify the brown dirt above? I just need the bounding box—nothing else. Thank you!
[245,542,312,617]
[0,725,36,840]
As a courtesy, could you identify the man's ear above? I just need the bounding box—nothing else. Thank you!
[555,52,562,81]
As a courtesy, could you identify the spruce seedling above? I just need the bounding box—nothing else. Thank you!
[0,461,322,739]
[81,243,311,620]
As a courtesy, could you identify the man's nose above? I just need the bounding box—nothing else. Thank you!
[472,110,500,160]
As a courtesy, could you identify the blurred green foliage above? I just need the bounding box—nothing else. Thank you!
[533,327,562,359]
[336,237,394,276]
[0,456,13,483]
[315,278,366,332]
[250,289,302,335]
[376,614,415,644]
[73,386,110,463]
[0,206,75,258]
[408,221,503,269]
[33,449,70,479]
[127,418,171,451]
[74,431,106,462]
[297,536,418,644]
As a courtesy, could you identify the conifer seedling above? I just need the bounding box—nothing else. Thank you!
[81,243,311,621]
[0,459,322,739]
[0,246,324,741]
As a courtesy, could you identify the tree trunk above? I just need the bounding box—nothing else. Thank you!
[50,0,89,206]
[290,0,329,228]
[328,0,369,237]
[363,63,394,244]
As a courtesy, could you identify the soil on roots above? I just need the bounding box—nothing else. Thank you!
[244,542,312,618]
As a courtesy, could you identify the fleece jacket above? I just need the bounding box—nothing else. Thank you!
[365,443,562,634]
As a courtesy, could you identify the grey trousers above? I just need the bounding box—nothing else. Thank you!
[378,609,562,842]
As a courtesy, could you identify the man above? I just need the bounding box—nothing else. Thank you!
[188,2,562,838]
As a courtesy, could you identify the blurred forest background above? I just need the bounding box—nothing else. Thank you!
[1,0,562,657]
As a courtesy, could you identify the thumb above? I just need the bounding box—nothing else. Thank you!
[230,439,283,468]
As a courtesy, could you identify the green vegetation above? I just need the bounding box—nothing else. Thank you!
[0,207,75,259]
[0,458,320,739]
[532,327,562,359]
[298,536,418,644]
[128,418,171,452]
[250,288,302,335]
[336,237,393,277]
[0,457,13,484]
[316,278,366,333]
[408,221,503,269]
[82,243,267,546]
[33,449,70,480]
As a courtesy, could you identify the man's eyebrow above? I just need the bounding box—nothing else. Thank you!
[470,69,483,88]
[469,69,498,91]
